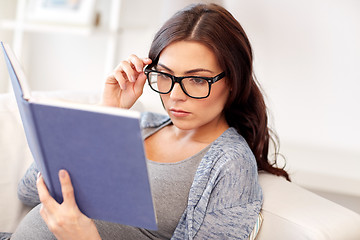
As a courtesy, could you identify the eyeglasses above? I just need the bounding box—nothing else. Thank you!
[144,67,226,99]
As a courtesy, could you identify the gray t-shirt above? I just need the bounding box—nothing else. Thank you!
[145,146,210,239]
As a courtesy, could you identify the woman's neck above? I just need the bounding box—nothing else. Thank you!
[169,115,229,144]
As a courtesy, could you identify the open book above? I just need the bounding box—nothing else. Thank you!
[1,42,157,230]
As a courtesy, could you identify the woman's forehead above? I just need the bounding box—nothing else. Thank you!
[158,41,221,74]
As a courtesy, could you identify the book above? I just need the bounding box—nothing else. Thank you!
[1,42,157,230]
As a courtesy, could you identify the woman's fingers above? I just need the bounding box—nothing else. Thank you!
[37,170,77,211]
[128,54,145,72]
[114,61,135,90]
[128,55,152,72]
[113,56,153,90]
[59,169,77,207]
[37,173,59,212]
[36,170,101,240]
[39,204,49,222]
[134,72,147,95]
[101,55,152,109]
[142,57,152,66]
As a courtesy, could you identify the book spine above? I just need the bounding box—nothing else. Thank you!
[2,41,56,198]
[28,102,56,196]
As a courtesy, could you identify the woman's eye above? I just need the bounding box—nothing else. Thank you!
[189,78,207,85]
[158,73,171,80]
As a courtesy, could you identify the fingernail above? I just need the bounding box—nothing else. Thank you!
[37,172,41,179]
[59,169,66,179]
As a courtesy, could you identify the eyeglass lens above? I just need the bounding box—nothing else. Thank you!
[148,72,209,98]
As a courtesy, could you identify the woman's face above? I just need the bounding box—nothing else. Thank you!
[157,40,229,132]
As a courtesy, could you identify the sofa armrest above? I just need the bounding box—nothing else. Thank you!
[0,93,34,232]
[257,173,360,239]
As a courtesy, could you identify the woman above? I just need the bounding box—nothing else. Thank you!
[11,3,289,240]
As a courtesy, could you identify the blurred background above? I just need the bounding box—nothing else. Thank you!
[1,0,359,213]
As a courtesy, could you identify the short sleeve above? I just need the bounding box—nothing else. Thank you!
[17,162,40,207]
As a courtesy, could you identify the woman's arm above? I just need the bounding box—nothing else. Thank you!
[37,169,101,240]
[194,159,262,240]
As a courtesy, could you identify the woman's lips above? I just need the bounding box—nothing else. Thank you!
[169,108,191,117]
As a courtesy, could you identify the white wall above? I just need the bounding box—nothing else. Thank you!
[224,0,360,198]
[0,0,163,93]
[1,0,359,204]
[0,0,16,91]
[226,0,360,150]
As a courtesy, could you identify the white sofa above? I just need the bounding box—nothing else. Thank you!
[1,91,360,239]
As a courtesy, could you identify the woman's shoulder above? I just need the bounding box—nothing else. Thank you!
[209,128,257,171]
[140,112,170,129]
[214,128,254,159]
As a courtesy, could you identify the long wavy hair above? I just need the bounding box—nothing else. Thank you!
[148,3,290,180]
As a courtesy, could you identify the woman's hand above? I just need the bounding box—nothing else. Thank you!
[100,55,152,109]
[37,170,101,240]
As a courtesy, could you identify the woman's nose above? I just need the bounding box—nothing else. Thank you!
[169,83,187,100]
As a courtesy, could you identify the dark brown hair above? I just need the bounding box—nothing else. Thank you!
[148,3,290,180]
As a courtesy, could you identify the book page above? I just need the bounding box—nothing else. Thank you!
[31,97,140,119]
[3,43,32,100]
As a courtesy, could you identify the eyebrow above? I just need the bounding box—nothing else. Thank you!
[157,63,214,75]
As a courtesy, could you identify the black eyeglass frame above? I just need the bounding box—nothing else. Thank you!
[144,67,226,99]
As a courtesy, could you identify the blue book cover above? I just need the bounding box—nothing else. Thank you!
[1,42,157,230]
